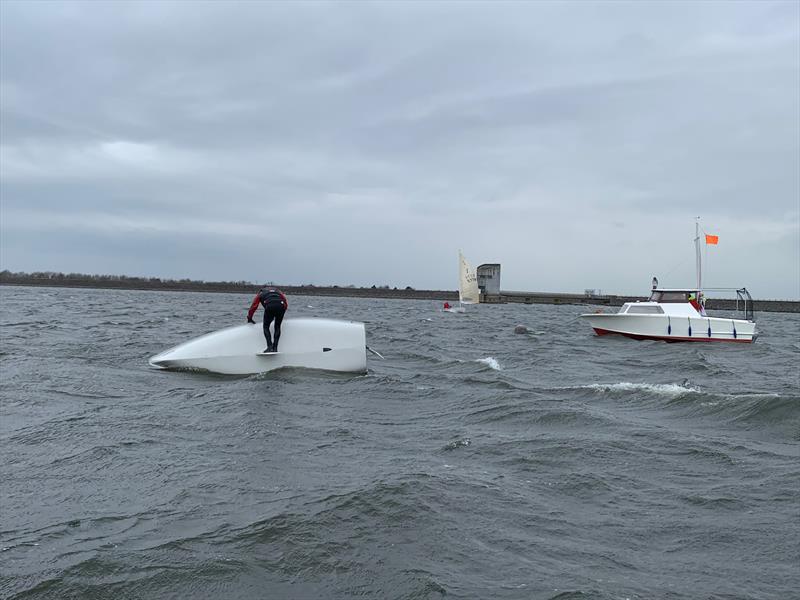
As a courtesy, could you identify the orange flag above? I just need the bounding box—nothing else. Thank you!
[705,234,719,245]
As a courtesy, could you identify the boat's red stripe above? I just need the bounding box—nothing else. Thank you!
[591,328,753,343]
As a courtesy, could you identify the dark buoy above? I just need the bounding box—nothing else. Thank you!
[514,325,529,334]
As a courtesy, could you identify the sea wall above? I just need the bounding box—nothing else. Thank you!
[486,292,799,314]
[2,274,797,313]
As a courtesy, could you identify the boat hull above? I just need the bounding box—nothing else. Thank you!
[581,314,756,343]
[149,318,367,374]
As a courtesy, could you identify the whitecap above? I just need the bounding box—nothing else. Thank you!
[724,392,781,400]
[476,357,501,370]
[585,382,697,397]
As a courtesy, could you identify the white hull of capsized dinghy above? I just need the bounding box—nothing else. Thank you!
[149,318,367,374]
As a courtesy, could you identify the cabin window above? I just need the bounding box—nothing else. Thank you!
[650,291,688,303]
[627,305,664,314]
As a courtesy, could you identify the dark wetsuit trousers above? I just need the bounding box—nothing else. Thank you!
[263,305,286,351]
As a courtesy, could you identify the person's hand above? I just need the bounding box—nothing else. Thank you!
[247,317,255,324]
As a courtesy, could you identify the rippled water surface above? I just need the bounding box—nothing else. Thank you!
[1,286,799,599]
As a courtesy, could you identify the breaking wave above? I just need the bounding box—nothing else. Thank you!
[475,357,501,370]
[583,381,698,398]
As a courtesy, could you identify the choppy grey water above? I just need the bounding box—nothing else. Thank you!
[1,285,798,600]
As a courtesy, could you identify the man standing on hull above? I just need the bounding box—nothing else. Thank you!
[247,286,288,353]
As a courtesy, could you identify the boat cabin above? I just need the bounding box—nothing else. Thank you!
[615,288,704,317]
[617,301,699,317]
[617,287,754,322]
[648,289,696,303]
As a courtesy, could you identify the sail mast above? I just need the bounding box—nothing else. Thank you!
[695,217,702,295]
[458,250,463,307]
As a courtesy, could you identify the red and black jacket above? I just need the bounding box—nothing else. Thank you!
[248,287,288,320]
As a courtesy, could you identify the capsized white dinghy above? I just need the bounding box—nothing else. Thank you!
[149,317,367,375]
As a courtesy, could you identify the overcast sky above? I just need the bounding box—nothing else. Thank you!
[1,1,798,298]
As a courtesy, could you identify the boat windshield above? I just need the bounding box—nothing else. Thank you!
[627,305,665,314]
[649,291,690,303]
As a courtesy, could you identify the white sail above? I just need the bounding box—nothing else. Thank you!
[458,250,480,304]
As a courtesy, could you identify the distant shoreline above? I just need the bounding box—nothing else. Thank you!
[2,274,798,313]
[0,274,456,300]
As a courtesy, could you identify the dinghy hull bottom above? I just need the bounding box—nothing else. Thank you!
[149,318,367,375]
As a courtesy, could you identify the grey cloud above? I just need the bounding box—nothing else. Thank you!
[1,0,798,297]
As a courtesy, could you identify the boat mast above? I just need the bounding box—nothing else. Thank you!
[695,217,701,295]
[458,250,463,307]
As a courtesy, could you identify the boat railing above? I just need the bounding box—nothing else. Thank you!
[700,287,755,322]
[735,288,755,322]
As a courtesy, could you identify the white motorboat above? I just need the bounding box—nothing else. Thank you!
[444,250,480,313]
[580,221,757,343]
[149,317,367,375]
[581,288,757,343]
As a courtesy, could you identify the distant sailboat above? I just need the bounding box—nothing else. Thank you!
[445,250,480,313]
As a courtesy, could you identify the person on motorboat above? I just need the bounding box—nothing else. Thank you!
[247,286,288,352]
[688,293,707,316]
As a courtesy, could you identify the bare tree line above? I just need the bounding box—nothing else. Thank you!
[0,270,433,298]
